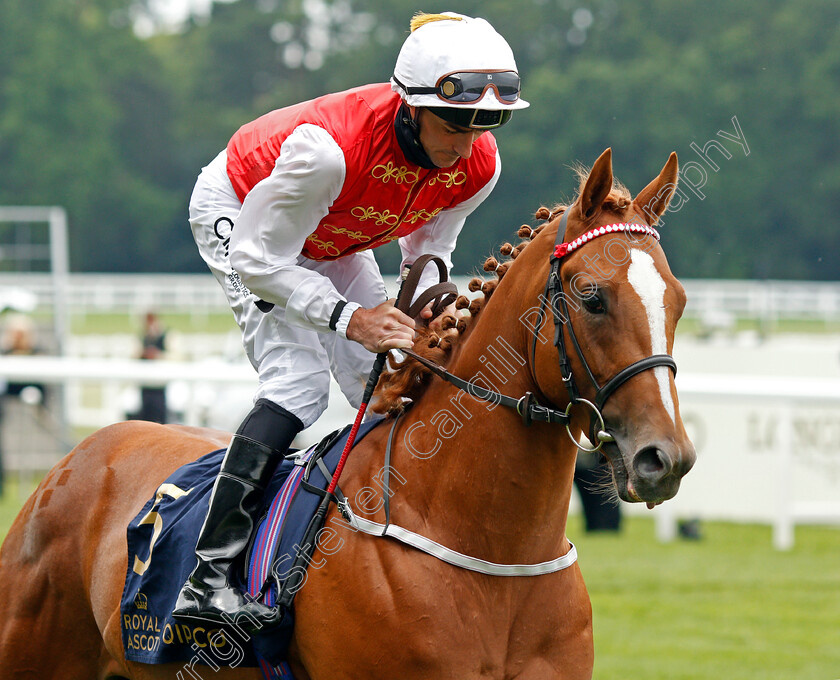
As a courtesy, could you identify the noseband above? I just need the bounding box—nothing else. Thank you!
[533,211,677,451]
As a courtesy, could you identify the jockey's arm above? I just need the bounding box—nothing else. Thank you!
[230,125,417,350]
[229,124,351,333]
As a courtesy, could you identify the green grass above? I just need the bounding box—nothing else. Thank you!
[70,311,236,335]
[1,482,838,678]
[674,316,840,336]
[0,477,39,539]
[569,518,840,680]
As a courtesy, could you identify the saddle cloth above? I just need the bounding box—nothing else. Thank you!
[120,418,382,675]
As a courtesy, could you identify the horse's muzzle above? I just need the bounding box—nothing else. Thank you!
[605,437,696,505]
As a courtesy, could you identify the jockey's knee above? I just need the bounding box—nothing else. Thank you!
[235,399,305,453]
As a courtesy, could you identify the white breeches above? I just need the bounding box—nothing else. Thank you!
[188,151,387,428]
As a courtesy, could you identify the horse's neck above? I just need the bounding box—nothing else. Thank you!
[387,280,577,562]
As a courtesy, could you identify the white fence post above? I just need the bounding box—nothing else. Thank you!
[773,404,795,550]
[654,503,677,543]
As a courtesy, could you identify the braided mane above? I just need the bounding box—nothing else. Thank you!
[371,170,632,416]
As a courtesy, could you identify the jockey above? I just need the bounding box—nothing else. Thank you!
[173,11,529,628]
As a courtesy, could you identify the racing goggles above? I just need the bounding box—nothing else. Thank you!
[396,70,521,105]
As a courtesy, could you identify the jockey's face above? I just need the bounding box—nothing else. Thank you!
[411,107,485,168]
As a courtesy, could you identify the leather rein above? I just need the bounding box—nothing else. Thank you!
[398,212,677,452]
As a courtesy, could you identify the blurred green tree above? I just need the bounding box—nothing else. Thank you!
[0,0,837,280]
[0,0,190,271]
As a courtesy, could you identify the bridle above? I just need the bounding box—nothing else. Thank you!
[532,210,677,450]
[400,212,678,452]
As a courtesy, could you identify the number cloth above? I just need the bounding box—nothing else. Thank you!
[120,420,382,673]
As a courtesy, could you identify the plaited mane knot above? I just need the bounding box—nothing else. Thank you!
[518,224,535,239]
[371,325,455,417]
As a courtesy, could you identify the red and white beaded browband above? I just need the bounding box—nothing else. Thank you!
[554,222,660,259]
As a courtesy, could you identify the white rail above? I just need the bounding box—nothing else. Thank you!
[2,355,839,550]
[4,274,840,325]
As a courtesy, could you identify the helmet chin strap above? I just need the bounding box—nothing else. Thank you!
[394,103,438,169]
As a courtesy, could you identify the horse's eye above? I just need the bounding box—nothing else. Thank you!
[582,292,606,315]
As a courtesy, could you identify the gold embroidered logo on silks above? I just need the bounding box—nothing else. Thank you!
[371,162,419,185]
[323,224,372,242]
[305,234,341,258]
[351,206,400,227]
[403,206,443,225]
[428,170,467,188]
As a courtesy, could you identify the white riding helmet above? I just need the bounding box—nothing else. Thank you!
[391,12,529,129]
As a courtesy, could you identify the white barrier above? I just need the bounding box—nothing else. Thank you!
[0,354,355,451]
[4,273,840,327]
[2,355,839,549]
[664,373,840,550]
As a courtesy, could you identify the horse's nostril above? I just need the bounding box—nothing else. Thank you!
[633,447,672,482]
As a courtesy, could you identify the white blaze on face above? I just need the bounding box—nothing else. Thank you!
[627,249,675,422]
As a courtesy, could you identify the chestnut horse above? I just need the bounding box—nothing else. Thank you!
[0,149,695,679]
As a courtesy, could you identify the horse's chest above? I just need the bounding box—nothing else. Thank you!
[296,552,591,679]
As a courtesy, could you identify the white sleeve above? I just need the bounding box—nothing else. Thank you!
[229,124,348,333]
[398,148,502,299]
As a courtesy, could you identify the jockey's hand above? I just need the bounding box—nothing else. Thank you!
[346,299,415,353]
[419,301,460,334]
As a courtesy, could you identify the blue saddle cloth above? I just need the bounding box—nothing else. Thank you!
[120,419,382,675]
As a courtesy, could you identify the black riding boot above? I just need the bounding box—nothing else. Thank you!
[172,400,302,630]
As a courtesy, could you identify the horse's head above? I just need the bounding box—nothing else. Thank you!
[529,148,695,507]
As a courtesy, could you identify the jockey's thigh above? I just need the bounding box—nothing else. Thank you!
[188,151,332,428]
[308,250,389,409]
[248,305,333,428]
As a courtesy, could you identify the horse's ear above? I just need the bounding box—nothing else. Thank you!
[578,148,613,220]
[633,152,679,226]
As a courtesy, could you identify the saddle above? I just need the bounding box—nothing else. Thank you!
[119,419,382,675]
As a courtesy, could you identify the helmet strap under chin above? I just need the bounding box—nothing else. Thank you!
[394,104,438,169]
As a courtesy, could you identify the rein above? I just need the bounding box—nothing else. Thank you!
[398,347,570,426]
